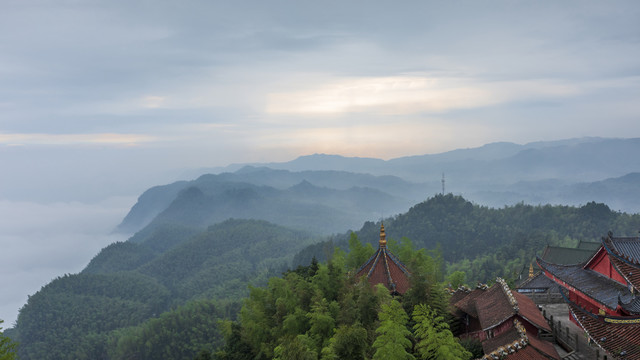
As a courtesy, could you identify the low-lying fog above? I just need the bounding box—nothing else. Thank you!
[0,197,134,327]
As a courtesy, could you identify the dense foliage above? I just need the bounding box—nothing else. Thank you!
[12,219,316,360]
[10,194,640,358]
[210,236,470,360]
[294,194,640,283]
[0,320,17,360]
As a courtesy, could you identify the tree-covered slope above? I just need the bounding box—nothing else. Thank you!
[294,194,640,283]
[12,219,318,360]
[12,194,640,359]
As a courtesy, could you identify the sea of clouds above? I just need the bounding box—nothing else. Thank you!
[0,197,134,327]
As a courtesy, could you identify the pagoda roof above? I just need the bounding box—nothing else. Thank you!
[563,289,640,359]
[537,256,635,310]
[355,223,410,295]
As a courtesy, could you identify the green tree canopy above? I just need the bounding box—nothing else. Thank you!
[0,320,17,360]
[372,300,414,360]
[412,304,471,360]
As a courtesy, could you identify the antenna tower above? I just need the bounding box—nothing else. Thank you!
[441,173,445,195]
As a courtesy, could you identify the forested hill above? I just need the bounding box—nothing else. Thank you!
[294,194,640,283]
[10,194,640,359]
[12,219,319,360]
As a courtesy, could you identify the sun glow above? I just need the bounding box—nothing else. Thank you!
[0,133,157,147]
[266,75,580,115]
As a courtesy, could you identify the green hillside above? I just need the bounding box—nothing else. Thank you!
[10,194,640,359]
[12,219,317,360]
[294,194,640,283]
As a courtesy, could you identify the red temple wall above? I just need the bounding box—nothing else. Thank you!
[587,248,626,284]
[569,290,619,316]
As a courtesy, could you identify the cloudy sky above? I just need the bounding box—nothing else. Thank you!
[1,0,639,326]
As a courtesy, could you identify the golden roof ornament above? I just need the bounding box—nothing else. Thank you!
[379,223,387,247]
[529,263,534,279]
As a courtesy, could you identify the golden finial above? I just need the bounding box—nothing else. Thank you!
[379,222,387,247]
[528,263,534,279]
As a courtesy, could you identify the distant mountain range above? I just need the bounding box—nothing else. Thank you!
[119,137,640,236]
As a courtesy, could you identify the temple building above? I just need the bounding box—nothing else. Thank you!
[517,243,599,299]
[450,278,560,359]
[355,223,411,295]
[538,232,640,359]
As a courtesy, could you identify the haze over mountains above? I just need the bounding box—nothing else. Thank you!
[121,137,640,237]
[3,136,640,332]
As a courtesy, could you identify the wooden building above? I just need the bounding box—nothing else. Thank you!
[538,232,640,359]
[450,278,560,359]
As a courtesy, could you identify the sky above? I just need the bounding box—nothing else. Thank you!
[1,0,640,326]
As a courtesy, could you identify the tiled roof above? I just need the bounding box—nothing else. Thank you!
[541,246,598,265]
[355,247,410,294]
[603,235,640,291]
[526,335,560,359]
[517,272,557,291]
[479,319,560,360]
[482,326,522,354]
[577,240,602,251]
[619,294,640,315]
[566,293,640,359]
[453,280,551,332]
[513,291,552,332]
[452,288,485,318]
[503,345,554,360]
[608,236,640,265]
[475,283,517,330]
[537,256,634,310]
[449,286,473,305]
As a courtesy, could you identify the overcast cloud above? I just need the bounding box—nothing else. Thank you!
[1,0,640,326]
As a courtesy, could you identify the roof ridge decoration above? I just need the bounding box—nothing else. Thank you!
[497,277,519,313]
[379,222,387,247]
[355,223,411,294]
[479,319,528,360]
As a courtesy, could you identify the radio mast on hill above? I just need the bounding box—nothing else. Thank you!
[441,173,445,195]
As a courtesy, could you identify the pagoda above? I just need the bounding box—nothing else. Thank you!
[538,232,640,358]
[450,278,560,359]
[355,223,411,295]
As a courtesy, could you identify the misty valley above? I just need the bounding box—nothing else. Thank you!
[4,137,640,360]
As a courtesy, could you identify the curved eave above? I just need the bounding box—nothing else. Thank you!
[602,236,640,268]
[618,293,640,315]
[561,287,640,358]
[536,256,624,311]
